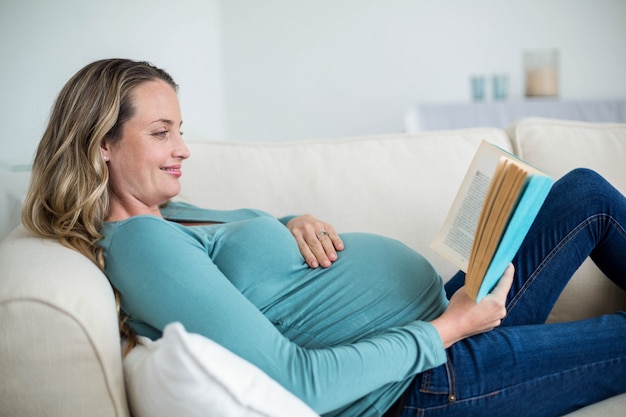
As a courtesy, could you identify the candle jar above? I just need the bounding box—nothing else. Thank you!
[524,49,559,97]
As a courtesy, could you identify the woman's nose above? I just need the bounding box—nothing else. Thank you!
[174,134,190,160]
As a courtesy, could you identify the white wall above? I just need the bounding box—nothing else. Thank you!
[0,0,223,240]
[2,0,626,240]
[0,168,30,240]
[220,0,626,141]
[1,0,223,164]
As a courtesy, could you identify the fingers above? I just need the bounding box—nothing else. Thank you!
[287,215,344,268]
[308,226,343,268]
[296,233,328,268]
[479,263,514,326]
[297,243,320,269]
[490,263,515,300]
[318,227,344,254]
[435,264,515,347]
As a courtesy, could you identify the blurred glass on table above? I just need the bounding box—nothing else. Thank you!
[492,74,508,100]
[470,75,486,101]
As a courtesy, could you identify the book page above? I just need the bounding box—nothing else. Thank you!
[442,170,491,264]
[465,162,527,298]
[469,158,508,266]
[429,142,505,271]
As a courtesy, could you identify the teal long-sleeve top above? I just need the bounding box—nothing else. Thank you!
[99,202,449,417]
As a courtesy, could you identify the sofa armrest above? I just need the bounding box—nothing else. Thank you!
[0,226,130,417]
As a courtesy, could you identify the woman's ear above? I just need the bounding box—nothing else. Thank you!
[101,141,111,162]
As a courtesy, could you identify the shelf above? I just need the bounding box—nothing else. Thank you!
[404,99,626,133]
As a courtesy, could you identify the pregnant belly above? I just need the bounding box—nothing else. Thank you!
[268,233,447,347]
[212,217,447,347]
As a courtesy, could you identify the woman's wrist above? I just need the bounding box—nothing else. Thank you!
[430,314,463,348]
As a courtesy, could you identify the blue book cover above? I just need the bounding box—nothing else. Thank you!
[474,174,554,301]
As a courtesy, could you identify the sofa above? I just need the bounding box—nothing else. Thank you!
[1,117,625,417]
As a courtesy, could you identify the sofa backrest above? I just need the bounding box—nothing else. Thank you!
[509,117,626,191]
[179,128,512,281]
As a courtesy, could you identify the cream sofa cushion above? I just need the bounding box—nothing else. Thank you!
[508,118,626,189]
[508,118,626,322]
[0,226,129,417]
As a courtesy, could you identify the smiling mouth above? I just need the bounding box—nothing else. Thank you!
[161,167,182,176]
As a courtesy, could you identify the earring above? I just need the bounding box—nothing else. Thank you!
[103,155,109,162]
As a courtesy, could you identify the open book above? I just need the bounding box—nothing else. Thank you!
[430,140,554,302]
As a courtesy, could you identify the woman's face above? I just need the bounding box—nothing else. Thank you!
[102,79,189,219]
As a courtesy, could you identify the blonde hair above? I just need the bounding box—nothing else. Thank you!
[22,58,178,353]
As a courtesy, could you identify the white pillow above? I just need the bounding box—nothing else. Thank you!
[123,322,319,417]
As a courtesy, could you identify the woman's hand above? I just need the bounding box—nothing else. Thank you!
[286,214,344,268]
[431,264,514,348]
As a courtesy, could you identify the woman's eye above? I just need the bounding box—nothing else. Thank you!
[153,130,168,138]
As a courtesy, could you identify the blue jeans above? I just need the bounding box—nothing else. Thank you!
[400,169,626,417]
